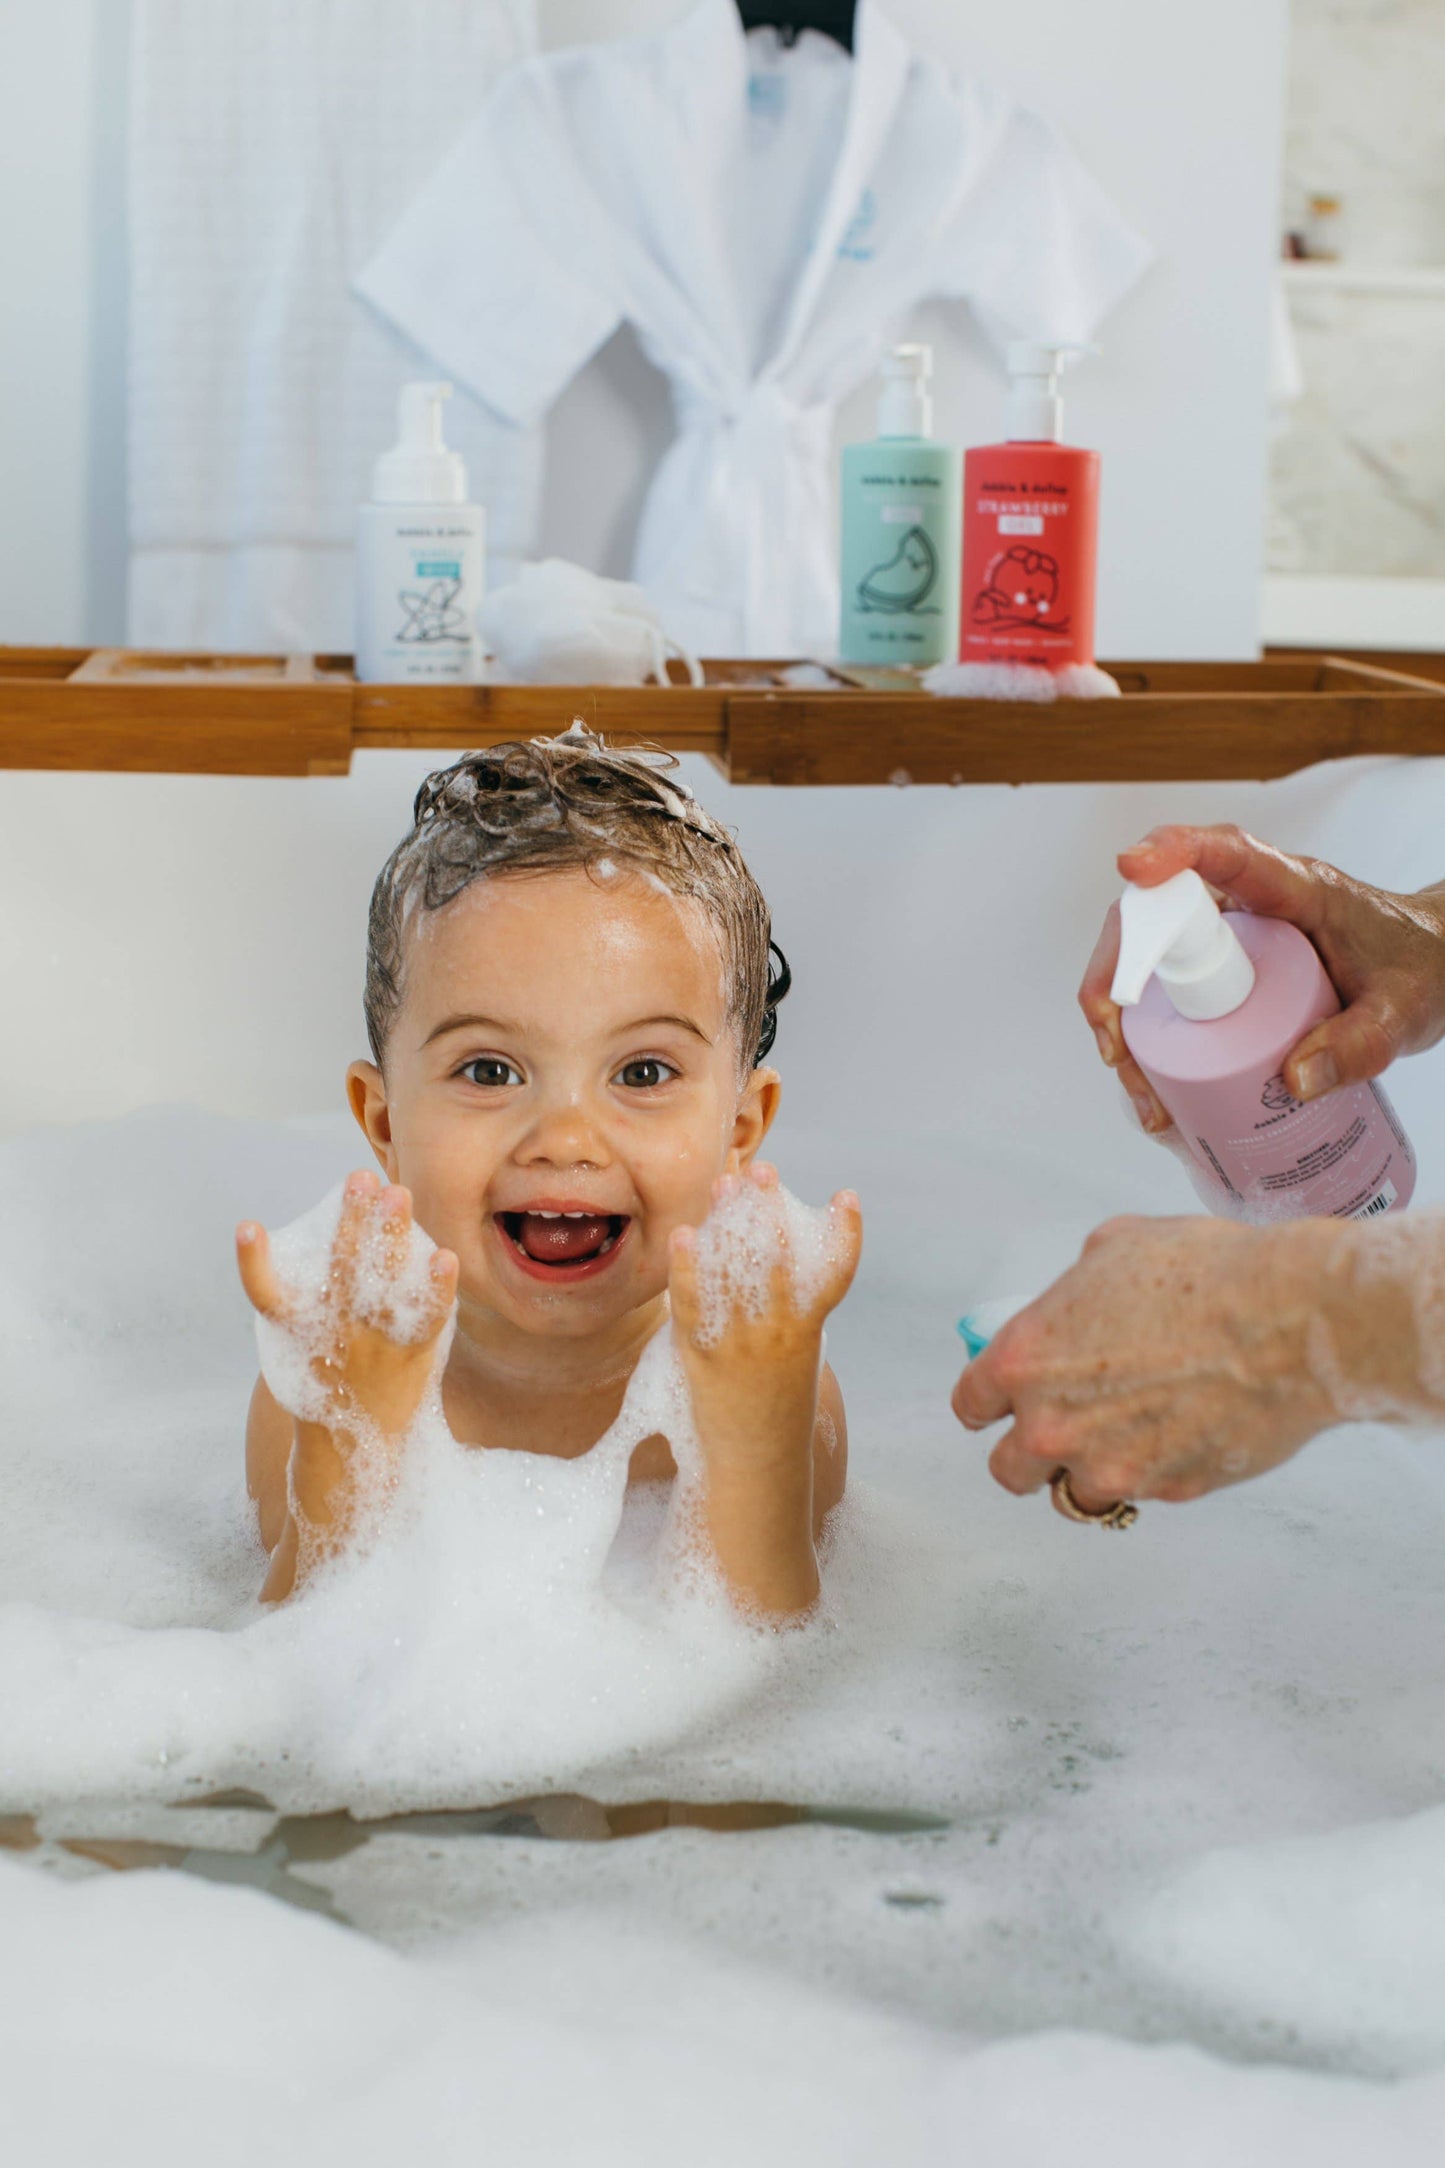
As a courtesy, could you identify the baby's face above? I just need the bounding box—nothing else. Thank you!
[351,867,774,1339]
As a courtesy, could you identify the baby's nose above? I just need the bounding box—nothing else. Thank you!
[515,1096,612,1170]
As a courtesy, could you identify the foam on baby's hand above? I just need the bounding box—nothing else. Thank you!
[689,1178,849,1347]
[255,1183,448,1424]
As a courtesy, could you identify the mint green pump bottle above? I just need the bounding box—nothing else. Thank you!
[838,344,961,666]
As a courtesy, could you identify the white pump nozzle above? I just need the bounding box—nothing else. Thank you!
[1110,869,1257,1021]
[1004,341,1095,444]
[877,342,933,439]
[370,380,469,504]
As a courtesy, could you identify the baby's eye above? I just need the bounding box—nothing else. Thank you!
[614,1057,678,1090]
[460,1056,523,1089]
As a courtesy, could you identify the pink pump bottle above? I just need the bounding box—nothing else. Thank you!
[1111,870,1416,1223]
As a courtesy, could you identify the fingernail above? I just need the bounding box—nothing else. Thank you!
[1128,1090,1154,1128]
[1295,1052,1339,1100]
[1094,1026,1118,1067]
[834,1189,860,1213]
[237,1223,257,1245]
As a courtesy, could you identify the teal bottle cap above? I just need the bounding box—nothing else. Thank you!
[956,1295,1032,1361]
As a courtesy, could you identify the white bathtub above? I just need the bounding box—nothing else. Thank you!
[5,754,1445,2163]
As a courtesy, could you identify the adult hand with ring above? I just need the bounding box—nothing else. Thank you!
[951,1213,1406,1513]
[1078,823,1445,1139]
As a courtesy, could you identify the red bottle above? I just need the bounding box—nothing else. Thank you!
[959,344,1099,669]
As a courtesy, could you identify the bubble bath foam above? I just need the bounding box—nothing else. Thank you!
[8,1105,1445,2152]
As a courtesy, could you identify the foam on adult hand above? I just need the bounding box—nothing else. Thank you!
[922,661,1121,702]
[688,1177,849,1348]
[1304,1210,1445,1423]
[1358,1211,1445,1409]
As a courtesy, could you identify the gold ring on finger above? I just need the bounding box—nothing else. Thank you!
[1049,1466,1139,1530]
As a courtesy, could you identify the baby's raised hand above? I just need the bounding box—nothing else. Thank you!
[236,1170,458,1444]
[670,1164,860,1361]
[667,1164,860,1473]
[665,1165,859,1613]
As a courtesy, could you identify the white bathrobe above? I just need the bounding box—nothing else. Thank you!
[355,0,1153,658]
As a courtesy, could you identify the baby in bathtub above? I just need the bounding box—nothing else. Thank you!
[236,728,860,1617]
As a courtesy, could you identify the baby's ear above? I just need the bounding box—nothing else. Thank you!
[730,1064,781,1169]
[346,1060,397,1179]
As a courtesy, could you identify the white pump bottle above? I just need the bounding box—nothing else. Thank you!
[356,382,484,684]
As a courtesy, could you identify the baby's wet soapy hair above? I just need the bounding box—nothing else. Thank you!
[364,725,789,1070]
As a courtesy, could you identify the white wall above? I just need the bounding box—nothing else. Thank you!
[0,0,1298,1140]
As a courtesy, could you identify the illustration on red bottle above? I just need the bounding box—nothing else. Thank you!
[959,343,1099,670]
[970,544,1067,633]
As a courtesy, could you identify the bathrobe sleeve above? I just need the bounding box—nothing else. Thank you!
[353,68,622,428]
[936,107,1154,347]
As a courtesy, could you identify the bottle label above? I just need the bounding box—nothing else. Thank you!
[358,518,483,682]
[965,491,1073,649]
[959,451,1098,668]
[839,461,959,666]
[1217,1078,1414,1222]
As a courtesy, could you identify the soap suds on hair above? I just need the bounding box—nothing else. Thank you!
[365,732,785,1074]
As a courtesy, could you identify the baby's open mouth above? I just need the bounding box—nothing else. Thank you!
[496,1210,631,1279]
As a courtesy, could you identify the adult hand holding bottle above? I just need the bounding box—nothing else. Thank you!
[952,822,1445,1519]
[1079,823,1445,1135]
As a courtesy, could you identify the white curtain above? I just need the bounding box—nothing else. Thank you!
[127,0,540,653]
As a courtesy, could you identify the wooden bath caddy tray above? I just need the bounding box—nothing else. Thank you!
[3,645,1445,785]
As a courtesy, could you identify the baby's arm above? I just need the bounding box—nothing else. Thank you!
[813,1360,849,1531]
[669,1166,861,1619]
[236,1171,457,1603]
[245,1374,292,1555]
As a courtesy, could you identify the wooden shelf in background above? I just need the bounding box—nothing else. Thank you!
[0,650,356,777]
[3,646,1445,786]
